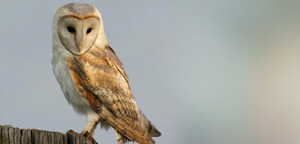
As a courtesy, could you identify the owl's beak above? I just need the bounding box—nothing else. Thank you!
[75,30,86,53]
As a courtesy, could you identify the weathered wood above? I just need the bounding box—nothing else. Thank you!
[2,126,8,144]
[46,131,67,144]
[20,129,31,144]
[0,125,97,144]
[12,127,21,144]
[7,127,20,144]
[0,125,2,144]
[32,129,48,144]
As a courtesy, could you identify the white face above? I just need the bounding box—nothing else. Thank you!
[57,16,100,55]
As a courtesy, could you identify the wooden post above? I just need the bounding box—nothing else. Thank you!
[0,125,97,144]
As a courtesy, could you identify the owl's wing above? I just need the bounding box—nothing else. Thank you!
[68,46,155,144]
[69,46,138,119]
[105,45,129,84]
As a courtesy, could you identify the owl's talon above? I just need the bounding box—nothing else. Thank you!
[67,129,79,135]
[68,130,97,143]
[86,135,97,143]
[80,131,97,143]
[81,131,89,137]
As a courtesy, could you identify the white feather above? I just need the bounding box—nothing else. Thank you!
[52,46,93,115]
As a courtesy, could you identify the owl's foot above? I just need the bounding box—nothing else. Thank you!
[81,131,97,143]
[67,130,98,144]
[86,135,97,143]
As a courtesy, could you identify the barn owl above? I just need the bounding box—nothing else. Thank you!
[51,3,161,144]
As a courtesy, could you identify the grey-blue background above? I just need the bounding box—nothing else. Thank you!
[1,0,300,144]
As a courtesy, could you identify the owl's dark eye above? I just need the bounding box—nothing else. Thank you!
[86,28,92,34]
[67,26,75,33]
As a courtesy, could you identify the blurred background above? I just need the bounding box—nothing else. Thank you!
[1,0,300,144]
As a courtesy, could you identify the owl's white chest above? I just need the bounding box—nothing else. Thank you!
[52,49,92,115]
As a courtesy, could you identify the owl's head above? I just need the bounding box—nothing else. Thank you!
[53,3,108,55]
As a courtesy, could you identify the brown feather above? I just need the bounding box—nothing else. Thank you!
[67,45,156,144]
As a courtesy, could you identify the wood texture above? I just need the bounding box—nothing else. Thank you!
[0,125,97,144]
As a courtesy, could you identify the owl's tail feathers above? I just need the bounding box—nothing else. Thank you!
[139,112,161,137]
[149,124,161,137]
[99,107,155,144]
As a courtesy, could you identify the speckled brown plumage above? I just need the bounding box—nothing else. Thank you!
[68,45,154,144]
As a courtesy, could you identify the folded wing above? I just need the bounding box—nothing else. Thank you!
[68,46,155,144]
